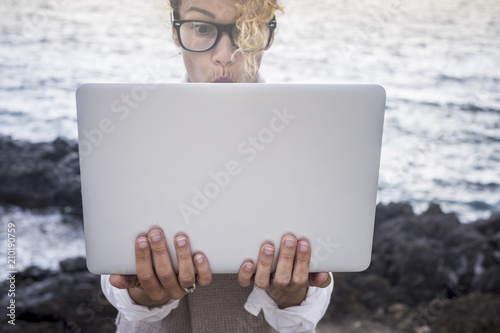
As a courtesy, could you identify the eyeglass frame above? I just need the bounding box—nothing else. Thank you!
[172,12,277,53]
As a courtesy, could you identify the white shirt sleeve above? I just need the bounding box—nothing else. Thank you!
[101,275,181,322]
[244,273,334,333]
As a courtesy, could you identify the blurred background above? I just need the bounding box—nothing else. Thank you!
[1,0,498,270]
[0,0,499,331]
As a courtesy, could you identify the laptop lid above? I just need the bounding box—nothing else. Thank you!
[75,83,386,275]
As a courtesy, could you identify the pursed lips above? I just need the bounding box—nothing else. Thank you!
[213,77,233,83]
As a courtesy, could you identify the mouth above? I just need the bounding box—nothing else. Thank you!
[213,77,233,83]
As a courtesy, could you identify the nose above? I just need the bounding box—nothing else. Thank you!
[212,32,235,66]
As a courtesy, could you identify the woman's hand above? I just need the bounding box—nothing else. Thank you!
[237,235,331,309]
[109,229,212,306]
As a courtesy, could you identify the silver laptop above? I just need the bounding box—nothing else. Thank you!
[75,83,386,275]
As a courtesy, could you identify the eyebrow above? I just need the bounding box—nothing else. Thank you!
[185,6,216,19]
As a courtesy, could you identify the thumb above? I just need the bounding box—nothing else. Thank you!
[309,272,331,288]
[109,274,140,289]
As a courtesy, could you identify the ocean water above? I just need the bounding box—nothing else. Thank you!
[1,0,499,270]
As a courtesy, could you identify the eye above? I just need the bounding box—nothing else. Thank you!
[192,23,215,36]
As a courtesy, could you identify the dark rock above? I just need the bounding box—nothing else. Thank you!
[430,293,500,333]
[387,302,410,323]
[374,202,414,229]
[422,202,443,215]
[60,257,88,273]
[390,240,446,305]
[2,320,65,333]
[474,211,500,236]
[328,273,368,317]
[0,258,117,333]
[327,272,396,321]
[367,202,500,307]
[352,274,394,310]
[441,222,485,248]
[0,136,82,214]
[473,265,500,294]
[19,266,53,283]
[327,204,500,330]
[491,231,500,249]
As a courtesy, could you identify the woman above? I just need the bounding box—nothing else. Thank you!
[102,0,333,331]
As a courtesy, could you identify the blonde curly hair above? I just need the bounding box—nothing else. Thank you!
[168,0,283,81]
[234,0,283,80]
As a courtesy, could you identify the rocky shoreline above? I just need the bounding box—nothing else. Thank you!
[1,136,499,332]
[328,203,500,332]
[0,136,82,214]
[0,258,117,333]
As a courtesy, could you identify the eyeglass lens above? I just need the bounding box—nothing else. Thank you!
[179,22,271,52]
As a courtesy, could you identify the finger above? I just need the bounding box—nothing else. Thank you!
[175,235,196,289]
[193,253,212,287]
[254,244,275,289]
[309,272,331,288]
[109,274,139,289]
[290,240,311,289]
[238,261,255,287]
[135,236,164,297]
[272,236,297,289]
[148,229,184,297]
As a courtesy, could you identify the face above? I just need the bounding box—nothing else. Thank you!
[172,0,263,83]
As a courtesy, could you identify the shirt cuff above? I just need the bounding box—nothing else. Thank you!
[101,275,180,322]
[243,273,334,333]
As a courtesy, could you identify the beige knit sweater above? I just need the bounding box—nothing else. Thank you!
[115,274,294,332]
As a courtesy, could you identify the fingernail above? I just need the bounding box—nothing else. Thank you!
[244,263,253,272]
[194,254,204,264]
[150,233,161,243]
[264,246,274,255]
[299,242,309,253]
[138,238,148,249]
[285,237,295,248]
[177,236,187,247]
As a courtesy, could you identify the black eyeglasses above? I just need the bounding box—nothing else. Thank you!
[172,15,277,52]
